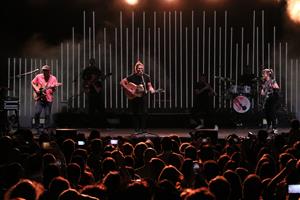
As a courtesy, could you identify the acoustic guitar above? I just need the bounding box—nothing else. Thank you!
[124,82,164,100]
[33,83,62,102]
[83,73,112,94]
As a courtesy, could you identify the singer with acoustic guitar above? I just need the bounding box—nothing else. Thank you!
[120,60,157,134]
[31,65,61,131]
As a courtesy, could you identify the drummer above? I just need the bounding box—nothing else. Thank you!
[239,65,257,95]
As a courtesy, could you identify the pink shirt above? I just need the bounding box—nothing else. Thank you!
[32,74,58,102]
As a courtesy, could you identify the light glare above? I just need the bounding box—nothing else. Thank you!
[125,0,138,5]
[287,0,300,24]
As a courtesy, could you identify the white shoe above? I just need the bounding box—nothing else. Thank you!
[273,129,278,134]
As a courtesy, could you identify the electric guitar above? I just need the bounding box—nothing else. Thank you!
[33,83,62,101]
[124,82,165,100]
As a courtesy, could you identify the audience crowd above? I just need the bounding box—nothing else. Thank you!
[1,119,300,200]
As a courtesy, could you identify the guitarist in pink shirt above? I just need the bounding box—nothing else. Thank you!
[31,65,61,130]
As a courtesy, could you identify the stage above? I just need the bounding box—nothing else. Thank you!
[26,126,290,141]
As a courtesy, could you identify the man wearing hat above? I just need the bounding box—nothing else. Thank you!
[31,65,60,130]
[260,68,280,131]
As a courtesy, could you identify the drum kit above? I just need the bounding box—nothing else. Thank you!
[215,75,259,114]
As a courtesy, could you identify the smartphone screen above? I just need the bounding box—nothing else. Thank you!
[77,141,85,146]
[110,139,118,145]
[288,185,300,194]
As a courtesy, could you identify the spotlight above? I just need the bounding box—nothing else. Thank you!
[287,0,300,24]
[125,0,139,6]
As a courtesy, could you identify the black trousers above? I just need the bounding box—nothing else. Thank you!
[264,94,280,129]
[129,96,147,132]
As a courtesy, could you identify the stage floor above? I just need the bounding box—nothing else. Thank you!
[49,126,290,139]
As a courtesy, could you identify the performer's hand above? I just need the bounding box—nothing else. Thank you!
[149,88,155,94]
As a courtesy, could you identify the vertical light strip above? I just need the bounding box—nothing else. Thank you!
[213,11,216,108]
[273,26,276,77]
[219,27,222,109]
[180,12,183,108]
[148,28,151,108]
[185,27,188,108]
[104,28,107,108]
[285,43,288,107]
[169,12,172,108]
[252,10,256,74]
[191,11,194,108]
[175,11,178,107]
[13,58,16,97]
[7,58,11,97]
[143,12,146,61]
[224,11,227,108]
[279,43,282,86]
[60,44,64,103]
[154,12,157,108]
[137,28,140,59]
[55,59,59,112]
[83,11,86,69]
[163,12,166,108]
[126,28,129,108]
[110,44,112,109]
[83,12,86,107]
[132,11,135,68]
[67,43,69,102]
[235,44,239,84]
[120,12,124,109]
[89,27,92,59]
[18,58,22,116]
[262,10,264,66]
[256,27,259,78]
[29,58,33,116]
[290,59,293,112]
[208,27,211,84]
[268,43,270,68]
[197,27,199,82]
[72,27,75,108]
[241,27,244,74]
[24,58,27,116]
[230,28,233,108]
[93,11,96,59]
[202,11,206,74]
[158,28,161,108]
[115,28,118,109]
[296,60,299,113]
[78,43,81,109]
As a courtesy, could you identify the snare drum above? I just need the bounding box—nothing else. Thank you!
[233,95,251,113]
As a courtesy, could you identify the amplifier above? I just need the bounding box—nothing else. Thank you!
[4,100,19,110]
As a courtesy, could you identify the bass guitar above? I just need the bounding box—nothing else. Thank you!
[124,82,165,100]
[33,83,62,101]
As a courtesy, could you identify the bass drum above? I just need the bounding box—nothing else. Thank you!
[233,95,251,113]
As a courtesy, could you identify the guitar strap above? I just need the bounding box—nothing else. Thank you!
[141,75,147,94]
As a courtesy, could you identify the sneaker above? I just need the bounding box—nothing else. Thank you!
[273,129,278,134]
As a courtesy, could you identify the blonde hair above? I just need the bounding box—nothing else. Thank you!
[134,61,144,73]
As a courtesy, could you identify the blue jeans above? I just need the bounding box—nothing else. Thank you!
[34,100,52,128]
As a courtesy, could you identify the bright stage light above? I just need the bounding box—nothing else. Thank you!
[287,0,300,24]
[125,0,138,6]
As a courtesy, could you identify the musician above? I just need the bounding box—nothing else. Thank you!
[120,60,155,133]
[192,74,216,129]
[31,65,59,130]
[82,58,105,127]
[260,68,280,131]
